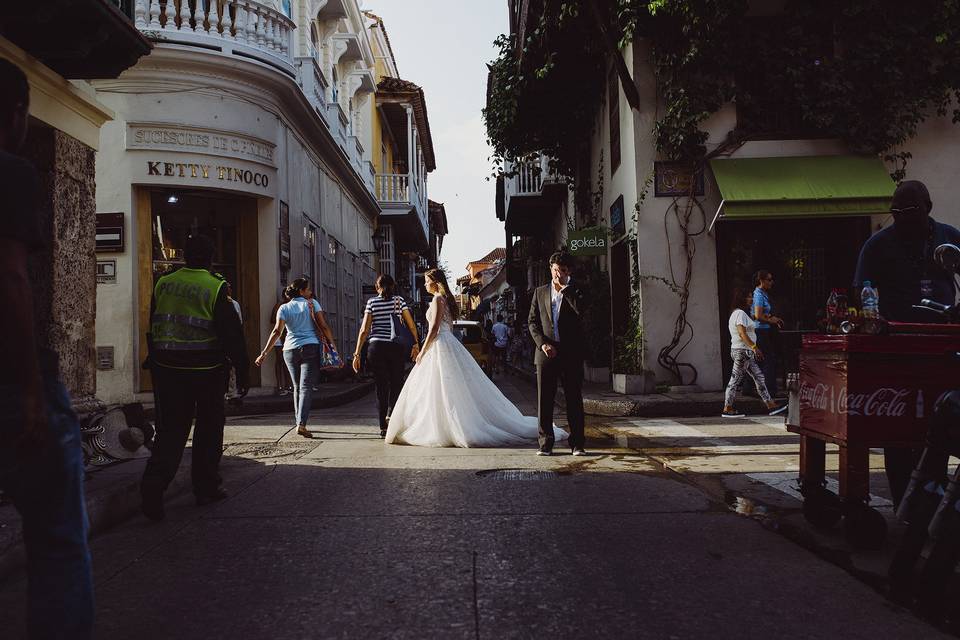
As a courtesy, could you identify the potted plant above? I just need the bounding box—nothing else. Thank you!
[612,292,656,395]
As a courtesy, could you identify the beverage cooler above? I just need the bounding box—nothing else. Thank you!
[787,327,960,546]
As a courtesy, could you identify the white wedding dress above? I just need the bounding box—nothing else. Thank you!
[385,297,568,447]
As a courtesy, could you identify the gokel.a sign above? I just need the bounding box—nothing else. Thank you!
[567,228,608,256]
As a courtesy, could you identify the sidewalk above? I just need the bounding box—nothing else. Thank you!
[141,380,375,419]
[0,380,373,579]
[506,365,771,417]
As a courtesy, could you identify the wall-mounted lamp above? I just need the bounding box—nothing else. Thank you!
[167,194,179,204]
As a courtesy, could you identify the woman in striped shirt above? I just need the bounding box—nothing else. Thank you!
[352,274,420,438]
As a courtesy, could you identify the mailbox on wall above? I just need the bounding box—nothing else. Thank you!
[96,212,125,253]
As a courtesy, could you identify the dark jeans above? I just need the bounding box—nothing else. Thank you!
[755,328,778,397]
[142,365,228,498]
[0,361,93,639]
[283,343,319,426]
[368,340,405,431]
[536,351,585,451]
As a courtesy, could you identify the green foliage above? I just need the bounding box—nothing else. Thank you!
[483,4,609,179]
[578,260,612,367]
[484,0,960,174]
[613,292,644,374]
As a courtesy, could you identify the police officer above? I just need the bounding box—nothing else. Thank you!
[141,234,249,521]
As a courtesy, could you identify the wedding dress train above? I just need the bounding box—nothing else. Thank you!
[385,297,568,447]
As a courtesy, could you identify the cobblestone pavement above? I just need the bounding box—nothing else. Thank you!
[0,375,948,639]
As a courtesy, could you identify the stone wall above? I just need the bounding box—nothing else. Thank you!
[23,125,99,414]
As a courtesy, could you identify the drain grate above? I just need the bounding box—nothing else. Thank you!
[476,469,561,481]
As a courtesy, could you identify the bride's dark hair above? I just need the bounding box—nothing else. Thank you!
[425,268,458,321]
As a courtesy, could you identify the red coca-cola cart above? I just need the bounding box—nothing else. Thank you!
[788,327,960,544]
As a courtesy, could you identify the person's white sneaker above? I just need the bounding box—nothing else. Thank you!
[768,404,787,416]
[571,448,587,456]
[721,410,745,419]
[536,449,552,456]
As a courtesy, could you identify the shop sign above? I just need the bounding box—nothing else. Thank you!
[655,161,704,197]
[567,228,608,256]
[610,194,625,236]
[128,124,275,166]
[96,213,125,253]
[145,161,270,188]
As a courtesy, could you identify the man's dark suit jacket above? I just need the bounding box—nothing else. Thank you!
[527,282,586,366]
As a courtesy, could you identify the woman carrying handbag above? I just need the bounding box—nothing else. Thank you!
[254,278,338,438]
[352,274,420,438]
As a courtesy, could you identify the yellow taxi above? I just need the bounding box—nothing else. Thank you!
[451,320,492,378]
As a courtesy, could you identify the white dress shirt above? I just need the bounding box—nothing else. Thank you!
[550,284,563,343]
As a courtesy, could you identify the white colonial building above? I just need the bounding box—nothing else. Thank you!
[93,0,440,402]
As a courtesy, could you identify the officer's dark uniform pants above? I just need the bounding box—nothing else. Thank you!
[141,365,228,498]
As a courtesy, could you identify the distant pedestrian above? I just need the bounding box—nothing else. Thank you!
[141,234,249,521]
[723,287,786,418]
[269,295,293,395]
[0,57,94,639]
[752,269,784,397]
[491,314,511,374]
[255,278,337,438]
[224,280,244,403]
[351,274,420,438]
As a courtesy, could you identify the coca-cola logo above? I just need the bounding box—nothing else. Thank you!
[839,388,908,417]
[798,382,830,411]
[799,381,913,417]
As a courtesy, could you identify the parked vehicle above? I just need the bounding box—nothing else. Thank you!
[451,320,492,378]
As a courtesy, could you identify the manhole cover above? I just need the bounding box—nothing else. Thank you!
[476,469,560,480]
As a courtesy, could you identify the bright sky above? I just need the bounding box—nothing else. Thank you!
[366,1,507,281]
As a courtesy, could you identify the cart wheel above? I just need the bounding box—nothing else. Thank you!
[843,504,887,550]
[802,487,843,529]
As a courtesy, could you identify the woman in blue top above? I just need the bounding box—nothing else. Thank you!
[752,269,784,398]
[255,278,337,437]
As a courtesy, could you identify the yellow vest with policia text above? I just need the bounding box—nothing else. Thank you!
[150,268,225,369]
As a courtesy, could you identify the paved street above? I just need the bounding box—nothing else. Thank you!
[0,376,947,639]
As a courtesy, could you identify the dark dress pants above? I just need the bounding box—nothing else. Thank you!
[536,349,585,451]
[368,340,405,431]
[142,365,228,498]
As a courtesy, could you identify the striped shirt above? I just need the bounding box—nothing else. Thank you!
[365,295,408,342]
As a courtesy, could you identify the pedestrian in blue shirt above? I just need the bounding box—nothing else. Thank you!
[255,278,338,438]
[752,270,784,397]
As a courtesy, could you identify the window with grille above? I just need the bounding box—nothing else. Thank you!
[608,65,621,174]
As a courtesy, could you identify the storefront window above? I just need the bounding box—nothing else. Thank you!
[150,190,240,290]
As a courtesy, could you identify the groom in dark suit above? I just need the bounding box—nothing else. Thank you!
[528,251,586,456]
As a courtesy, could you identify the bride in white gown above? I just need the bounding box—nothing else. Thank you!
[385,268,568,448]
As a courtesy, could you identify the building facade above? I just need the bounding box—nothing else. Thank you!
[93,0,441,403]
[0,1,151,413]
[494,1,960,392]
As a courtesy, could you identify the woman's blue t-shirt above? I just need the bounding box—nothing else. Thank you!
[752,287,771,330]
[278,297,322,350]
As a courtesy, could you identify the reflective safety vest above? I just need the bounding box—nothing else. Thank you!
[150,268,225,363]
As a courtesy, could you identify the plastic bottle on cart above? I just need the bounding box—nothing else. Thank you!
[861,281,879,334]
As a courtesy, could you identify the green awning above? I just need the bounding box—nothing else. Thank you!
[709,156,895,224]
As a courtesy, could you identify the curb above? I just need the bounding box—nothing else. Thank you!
[505,365,770,418]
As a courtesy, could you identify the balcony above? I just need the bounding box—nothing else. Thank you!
[375,172,429,250]
[295,56,328,117]
[503,155,567,236]
[134,0,296,75]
